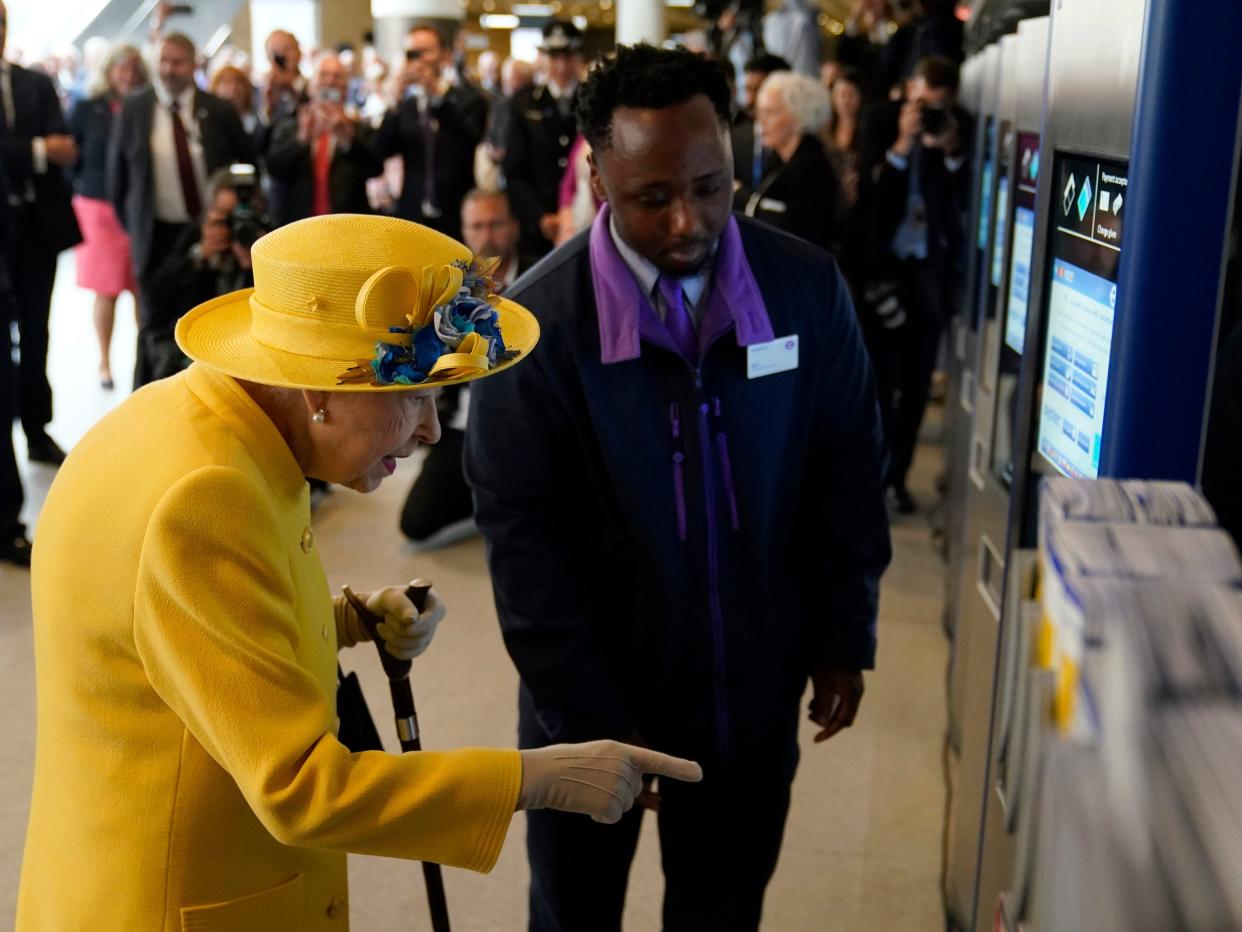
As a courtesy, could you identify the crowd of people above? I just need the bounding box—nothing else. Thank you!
[1,0,967,564]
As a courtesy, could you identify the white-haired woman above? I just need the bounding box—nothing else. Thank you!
[745,69,839,251]
[67,44,147,389]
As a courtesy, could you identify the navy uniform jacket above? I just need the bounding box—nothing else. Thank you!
[498,85,577,247]
[465,213,891,764]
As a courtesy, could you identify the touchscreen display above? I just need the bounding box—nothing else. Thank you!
[977,117,996,252]
[990,133,1040,487]
[991,175,1010,289]
[1035,154,1128,479]
[1005,134,1040,354]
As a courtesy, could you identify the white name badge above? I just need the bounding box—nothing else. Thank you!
[747,335,799,379]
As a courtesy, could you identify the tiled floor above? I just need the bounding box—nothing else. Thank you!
[0,253,950,930]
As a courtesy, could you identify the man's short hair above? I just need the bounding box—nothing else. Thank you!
[265,29,298,52]
[576,43,733,151]
[407,23,446,48]
[462,188,513,215]
[913,55,960,93]
[161,32,197,60]
[743,53,791,76]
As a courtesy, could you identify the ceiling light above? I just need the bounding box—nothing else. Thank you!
[666,0,694,6]
[572,14,588,29]
[512,3,554,15]
[480,13,521,28]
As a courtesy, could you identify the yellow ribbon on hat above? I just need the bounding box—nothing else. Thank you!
[425,332,493,382]
[335,259,499,386]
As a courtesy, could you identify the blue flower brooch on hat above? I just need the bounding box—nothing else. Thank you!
[338,256,519,387]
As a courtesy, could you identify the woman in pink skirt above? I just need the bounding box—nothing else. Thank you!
[68,45,146,389]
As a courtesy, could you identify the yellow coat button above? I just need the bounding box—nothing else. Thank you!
[326,893,347,919]
[300,527,314,553]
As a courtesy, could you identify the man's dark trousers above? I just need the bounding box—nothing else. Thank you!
[8,205,58,436]
[1,292,24,537]
[868,257,945,494]
[519,689,799,932]
[133,219,193,387]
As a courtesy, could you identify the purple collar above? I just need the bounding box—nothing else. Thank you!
[589,204,774,365]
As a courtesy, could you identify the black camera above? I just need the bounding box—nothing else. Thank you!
[920,104,951,137]
[226,164,269,248]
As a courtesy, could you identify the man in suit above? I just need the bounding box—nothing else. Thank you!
[730,53,789,202]
[265,53,384,227]
[399,187,535,545]
[0,0,83,466]
[499,20,584,254]
[857,54,970,513]
[371,24,487,243]
[109,32,254,386]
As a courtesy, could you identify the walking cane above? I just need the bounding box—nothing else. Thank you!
[341,579,452,932]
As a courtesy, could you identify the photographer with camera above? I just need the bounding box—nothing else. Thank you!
[266,53,383,227]
[258,30,307,151]
[371,24,487,242]
[143,167,266,378]
[857,54,970,514]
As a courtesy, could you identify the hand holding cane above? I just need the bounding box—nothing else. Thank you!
[341,579,452,932]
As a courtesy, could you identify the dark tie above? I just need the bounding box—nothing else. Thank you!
[657,275,697,361]
[418,100,439,218]
[312,132,332,215]
[170,101,201,219]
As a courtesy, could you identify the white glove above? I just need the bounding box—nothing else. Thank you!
[517,741,703,824]
[364,586,446,660]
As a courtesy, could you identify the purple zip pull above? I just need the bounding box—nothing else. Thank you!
[712,397,741,531]
[669,402,688,542]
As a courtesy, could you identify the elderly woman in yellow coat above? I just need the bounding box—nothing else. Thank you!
[18,214,700,930]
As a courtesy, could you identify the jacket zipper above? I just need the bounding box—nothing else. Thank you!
[711,397,741,532]
[669,403,688,542]
[693,367,731,759]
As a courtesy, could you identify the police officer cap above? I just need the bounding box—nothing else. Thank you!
[539,20,584,53]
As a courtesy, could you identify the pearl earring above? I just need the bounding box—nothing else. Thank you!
[312,409,326,424]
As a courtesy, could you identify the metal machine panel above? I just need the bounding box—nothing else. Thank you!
[942,43,1001,658]
[946,43,1004,750]
[944,31,1027,931]
[961,0,1150,927]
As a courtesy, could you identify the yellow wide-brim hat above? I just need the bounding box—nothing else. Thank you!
[176,214,539,392]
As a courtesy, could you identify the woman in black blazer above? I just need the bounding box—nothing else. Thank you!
[742,70,838,253]
[67,44,146,389]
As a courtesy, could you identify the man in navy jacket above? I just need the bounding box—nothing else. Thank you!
[466,45,891,931]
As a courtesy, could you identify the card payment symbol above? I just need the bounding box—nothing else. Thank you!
[1062,174,1076,215]
[1077,175,1093,221]
[1112,193,1123,215]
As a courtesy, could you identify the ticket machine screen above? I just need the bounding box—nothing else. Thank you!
[990,133,1040,486]
[1035,154,1128,478]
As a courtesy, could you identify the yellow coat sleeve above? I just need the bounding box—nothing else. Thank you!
[132,465,521,872]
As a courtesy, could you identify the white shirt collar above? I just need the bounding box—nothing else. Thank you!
[498,251,521,291]
[546,79,577,101]
[608,214,714,314]
[154,80,196,114]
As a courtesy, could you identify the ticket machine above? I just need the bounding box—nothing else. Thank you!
[943,23,1041,927]
[947,0,1242,926]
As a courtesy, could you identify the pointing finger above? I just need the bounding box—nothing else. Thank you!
[625,747,703,783]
